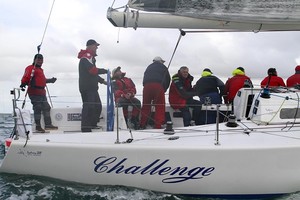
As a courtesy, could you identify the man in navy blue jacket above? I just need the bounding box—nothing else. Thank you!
[140,56,170,129]
[77,39,108,132]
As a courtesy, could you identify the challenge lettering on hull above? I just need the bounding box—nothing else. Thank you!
[94,156,215,183]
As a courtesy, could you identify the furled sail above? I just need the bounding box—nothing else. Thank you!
[107,0,300,31]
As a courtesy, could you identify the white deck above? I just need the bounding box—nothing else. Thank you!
[13,120,300,147]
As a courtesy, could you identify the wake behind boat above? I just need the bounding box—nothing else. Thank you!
[2,87,300,198]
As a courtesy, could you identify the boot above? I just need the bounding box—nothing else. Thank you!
[44,112,58,130]
[36,125,45,133]
[132,117,140,130]
[35,119,45,133]
[45,124,58,130]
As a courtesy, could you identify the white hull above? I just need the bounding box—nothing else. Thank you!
[2,123,300,197]
[2,88,300,198]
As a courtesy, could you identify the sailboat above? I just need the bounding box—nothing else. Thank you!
[1,1,300,199]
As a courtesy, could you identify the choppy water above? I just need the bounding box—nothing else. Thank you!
[0,116,300,200]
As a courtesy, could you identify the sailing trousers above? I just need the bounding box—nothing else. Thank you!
[80,90,102,130]
[116,97,141,129]
[29,95,52,126]
[198,92,222,125]
[116,97,141,118]
[140,83,165,129]
[179,98,202,126]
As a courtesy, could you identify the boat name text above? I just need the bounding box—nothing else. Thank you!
[94,156,215,183]
[17,149,42,157]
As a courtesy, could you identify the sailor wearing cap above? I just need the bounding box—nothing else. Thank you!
[194,68,225,125]
[140,56,171,129]
[287,65,300,87]
[111,66,141,130]
[224,67,253,104]
[77,39,108,132]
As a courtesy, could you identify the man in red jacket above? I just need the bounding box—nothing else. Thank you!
[224,67,253,104]
[287,65,300,87]
[112,66,141,130]
[169,66,201,126]
[20,54,58,133]
[261,68,286,88]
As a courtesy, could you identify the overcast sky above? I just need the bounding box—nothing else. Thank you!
[1,0,300,113]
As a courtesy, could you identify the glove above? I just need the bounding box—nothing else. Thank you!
[20,83,26,91]
[125,93,131,99]
[98,68,108,74]
[49,77,57,83]
[98,76,107,85]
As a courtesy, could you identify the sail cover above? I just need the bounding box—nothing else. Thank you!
[128,0,300,23]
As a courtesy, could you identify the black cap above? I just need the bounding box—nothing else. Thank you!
[237,67,244,72]
[203,68,212,73]
[33,54,43,60]
[86,39,99,46]
[267,68,276,75]
[32,54,43,65]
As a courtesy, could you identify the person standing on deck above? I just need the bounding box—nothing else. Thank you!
[78,39,108,132]
[260,68,286,88]
[169,66,201,126]
[224,67,253,104]
[140,56,171,129]
[287,65,300,87]
[20,54,58,133]
[194,68,225,125]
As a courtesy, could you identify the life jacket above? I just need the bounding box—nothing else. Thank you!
[169,73,194,109]
[261,75,286,88]
[225,75,252,103]
[113,77,136,102]
[21,65,46,96]
[287,73,300,87]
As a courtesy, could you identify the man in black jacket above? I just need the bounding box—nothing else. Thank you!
[194,68,225,125]
[77,39,107,132]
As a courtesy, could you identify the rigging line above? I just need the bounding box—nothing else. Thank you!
[110,0,116,8]
[46,85,53,108]
[117,28,120,43]
[38,0,56,52]
[23,1,55,108]
[167,29,185,69]
[259,130,300,141]
[286,91,300,131]
[265,98,286,124]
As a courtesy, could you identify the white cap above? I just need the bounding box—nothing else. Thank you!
[112,66,121,78]
[153,56,165,63]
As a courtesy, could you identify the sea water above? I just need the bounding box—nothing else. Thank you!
[0,114,299,200]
